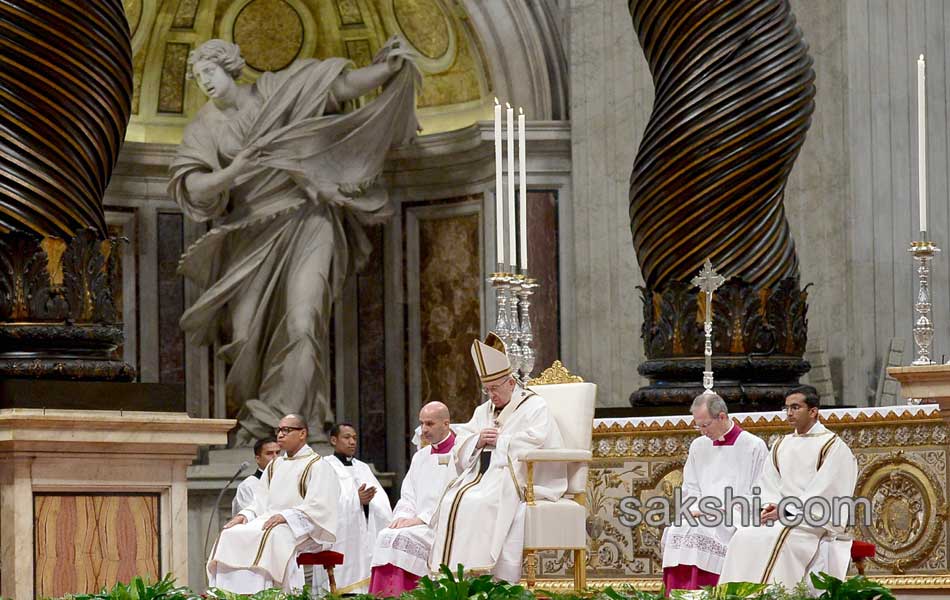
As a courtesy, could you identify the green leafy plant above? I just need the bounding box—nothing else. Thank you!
[63,574,199,600]
[409,565,533,600]
[809,573,895,600]
[599,584,666,600]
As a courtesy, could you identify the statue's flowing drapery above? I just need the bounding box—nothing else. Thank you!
[169,55,419,441]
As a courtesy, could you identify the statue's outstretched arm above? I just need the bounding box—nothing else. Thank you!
[331,59,401,103]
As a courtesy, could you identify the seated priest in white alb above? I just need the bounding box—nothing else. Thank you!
[232,437,280,516]
[661,390,767,591]
[429,333,567,583]
[207,414,340,594]
[324,422,393,593]
[719,385,858,588]
[369,401,456,596]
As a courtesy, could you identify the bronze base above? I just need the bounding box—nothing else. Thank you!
[630,356,810,411]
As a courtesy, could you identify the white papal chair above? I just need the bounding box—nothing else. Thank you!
[523,362,596,591]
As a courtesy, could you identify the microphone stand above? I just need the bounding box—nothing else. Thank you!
[203,461,250,559]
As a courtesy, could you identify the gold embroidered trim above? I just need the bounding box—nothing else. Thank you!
[817,435,838,471]
[267,459,276,484]
[299,455,323,498]
[253,525,276,567]
[771,435,785,475]
[441,472,484,566]
[761,526,793,583]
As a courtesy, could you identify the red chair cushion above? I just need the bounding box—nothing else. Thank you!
[851,540,876,560]
[297,550,345,567]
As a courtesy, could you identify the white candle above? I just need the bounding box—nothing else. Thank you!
[494,98,505,267]
[518,108,528,272]
[918,54,928,234]
[506,103,517,271]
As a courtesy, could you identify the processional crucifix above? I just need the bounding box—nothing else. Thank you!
[691,259,725,390]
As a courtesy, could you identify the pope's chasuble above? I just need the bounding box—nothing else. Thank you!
[429,387,567,582]
[207,445,339,593]
[324,454,393,593]
[662,424,768,590]
[718,421,857,587]
[370,431,457,593]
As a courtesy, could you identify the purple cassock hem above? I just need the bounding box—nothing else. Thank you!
[662,564,720,594]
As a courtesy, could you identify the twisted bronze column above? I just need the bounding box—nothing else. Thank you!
[0,1,134,380]
[629,0,813,409]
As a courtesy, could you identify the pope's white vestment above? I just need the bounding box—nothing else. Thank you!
[232,470,265,516]
[430,387,567,582]
[718,421,858,587]
[371,432,457,577]
[324,455,393,592]
[207,445,340,593]
[661,425,768,578]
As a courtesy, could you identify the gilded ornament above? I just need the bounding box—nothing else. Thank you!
[528,360,584,386]
[233,0,304,72]
[393,0,450,59]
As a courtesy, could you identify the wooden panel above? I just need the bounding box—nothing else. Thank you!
[34,494,160,598]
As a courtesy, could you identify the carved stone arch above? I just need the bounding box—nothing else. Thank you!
[461,0,569,120]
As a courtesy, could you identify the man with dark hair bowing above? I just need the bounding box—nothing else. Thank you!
[718,386,857,588]
[207,414,340,594]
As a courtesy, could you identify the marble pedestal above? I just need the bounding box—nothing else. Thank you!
[889,365,950,416]
[0,409,233,599]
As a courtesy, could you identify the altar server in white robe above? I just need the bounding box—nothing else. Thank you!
[232,437,280,516]
[661,390,768,591]
[430,333,567,583]
[324,422,393,593]
[719,385,858,587]
[208,414,340,594]
[370,401,456,596]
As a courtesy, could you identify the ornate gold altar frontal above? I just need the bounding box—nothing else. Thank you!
[122,0,492,142]
[536,404,950,591]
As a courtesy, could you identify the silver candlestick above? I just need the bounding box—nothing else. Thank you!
[515,278,538,379]
[909,239,940,365]
[507,274,526,375]
[489,272,514,348]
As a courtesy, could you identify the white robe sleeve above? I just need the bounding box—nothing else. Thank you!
[393,452,422,521]
[232,475,260,517]
[451,409,483,474]
[756,438,785,507]
[680,442,702,504]
[291,458,340,544]
[239,463,273,521]
[797,438,857,533]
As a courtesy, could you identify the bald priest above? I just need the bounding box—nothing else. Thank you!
[429,333,567,582]
[207,414,340,594]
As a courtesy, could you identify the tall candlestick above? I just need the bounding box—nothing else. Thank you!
[506,103,517,271]
[918,54,928,234]
[518,108,528,272]
[494,98,505,267]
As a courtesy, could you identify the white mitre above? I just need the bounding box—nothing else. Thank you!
[470,332,511,383]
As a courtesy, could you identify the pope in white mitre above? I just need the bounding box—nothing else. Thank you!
[207,414,340,594]
[369,401,457,596]
[429,333,567,582]
[718,386,858,588]
[661,390,768,590]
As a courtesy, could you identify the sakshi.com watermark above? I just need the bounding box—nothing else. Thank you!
[617,487,873,529]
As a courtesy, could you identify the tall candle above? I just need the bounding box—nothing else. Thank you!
[506,103,517,270]
[494,98,505,267]
[518,108,528,272]
[918,54,928,233]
